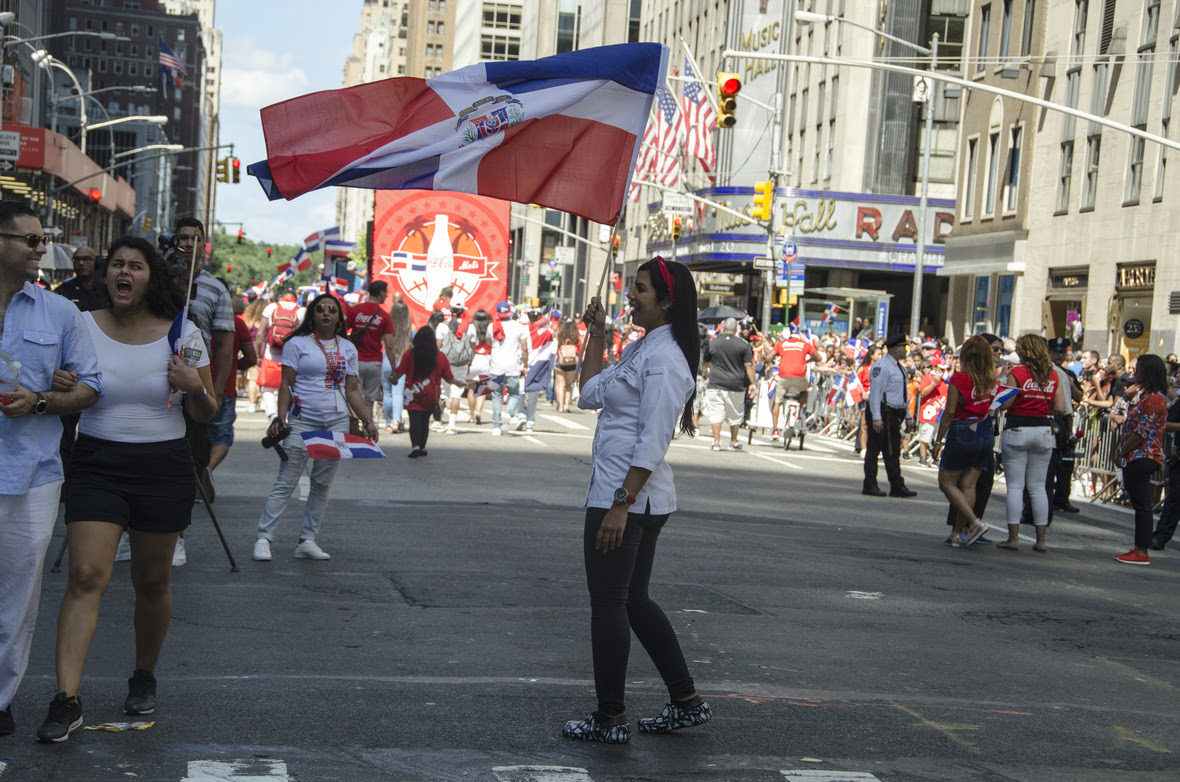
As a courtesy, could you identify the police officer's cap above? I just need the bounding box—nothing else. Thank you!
[884,333,907,348]
[1047,337,1070,352]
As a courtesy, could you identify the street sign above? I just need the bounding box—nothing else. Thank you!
[780,239,798,263]
[661,192,692,214]
[752,257,776,270]
[776,261,805,294]
[547,258,558,271]
[553,245,575,265]
[912,75,932,103]
[0,130,20,162]
[0,160,13,172]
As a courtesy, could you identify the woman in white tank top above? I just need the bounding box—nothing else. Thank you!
[37,237,217,744]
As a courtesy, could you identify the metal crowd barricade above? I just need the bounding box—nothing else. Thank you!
[1061,406,1168,504]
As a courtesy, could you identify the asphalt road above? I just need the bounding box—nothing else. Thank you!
[2,403,1177,782]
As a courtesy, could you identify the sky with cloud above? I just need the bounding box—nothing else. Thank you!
[214,1,362,245]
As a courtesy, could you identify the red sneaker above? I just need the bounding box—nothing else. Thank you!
[1114,550,1150,566]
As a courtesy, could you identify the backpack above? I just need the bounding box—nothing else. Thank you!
[267,302,300,349]
[442,324,474,366]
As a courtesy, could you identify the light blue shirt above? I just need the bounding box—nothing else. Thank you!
[0,282,103,494]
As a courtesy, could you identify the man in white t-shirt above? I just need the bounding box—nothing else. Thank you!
[488,301,528,435]
[253,292,305,420]
[521,308,557,431]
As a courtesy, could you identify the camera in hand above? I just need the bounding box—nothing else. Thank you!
[261,425,290,461]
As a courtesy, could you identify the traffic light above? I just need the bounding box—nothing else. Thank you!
[751,180,774,221]
[231,157,240,184]
[143,217,152,232]
[716,72,741,128]
[671,216,682,241]
[88,188,102,201]
[236,230,245,245]
[266,247,273,257]
[216,158,229,183]
[225,264,232,272]
[611,235,620,260]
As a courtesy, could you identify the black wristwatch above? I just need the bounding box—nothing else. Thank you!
[33,392,48,415]
[613,487,636,506]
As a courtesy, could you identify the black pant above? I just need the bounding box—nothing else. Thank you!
[1123,457,1159,550]
[946,450,995,526]
[583,507,695,716]
[407,409,431,450]
[864,409,905,491]
[1152,462,1180,546]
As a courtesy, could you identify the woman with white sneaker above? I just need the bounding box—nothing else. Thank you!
[252,293,377,562]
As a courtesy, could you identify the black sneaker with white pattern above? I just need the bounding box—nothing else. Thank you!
[561,711,630,743]
[637,696,711,734]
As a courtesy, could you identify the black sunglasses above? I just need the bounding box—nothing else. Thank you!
[0,232,49,248]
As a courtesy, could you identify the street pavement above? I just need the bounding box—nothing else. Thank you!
[2,402,1178,782]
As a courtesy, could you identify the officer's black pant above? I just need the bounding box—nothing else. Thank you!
[864,409,905,491]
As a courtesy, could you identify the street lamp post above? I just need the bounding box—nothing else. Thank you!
[794,10,935,337]
[28,50,86,149]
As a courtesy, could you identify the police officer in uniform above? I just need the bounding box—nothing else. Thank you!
[863,333,917,498]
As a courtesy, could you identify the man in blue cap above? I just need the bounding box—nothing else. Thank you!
[864,333,917,498]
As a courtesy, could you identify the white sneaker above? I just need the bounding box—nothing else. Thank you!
[252,539,272,562]
[294,540,330,560]
[492,427,502,436]
[171,537,187,567]
[445,425,456,434]
[525,421,534,431]
[247,403,259,413]
[114,533,131,562]
[515,417,527,431]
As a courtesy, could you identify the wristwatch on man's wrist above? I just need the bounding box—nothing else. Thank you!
[613,487,636,506]
[33,392,48,415]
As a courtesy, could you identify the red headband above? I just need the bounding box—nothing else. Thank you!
[654,256,676,302]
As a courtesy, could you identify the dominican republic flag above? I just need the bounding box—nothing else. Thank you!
[303,227,341,252]
[249,43,669,224]
[680,57,716,171]
[247,280,269,299]
[272,266,295,286]
[471,374,500,397]
[845,372,865,406]
[331,277,351,295]
[277,248,312,274]
[845,338,869,362]
[301,431,385,459]
[821,303,841,324]
[324,239,356,256]
[826,374,847,407]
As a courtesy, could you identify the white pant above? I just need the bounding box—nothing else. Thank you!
[0,480,63,709]
[1001,426,1055,526]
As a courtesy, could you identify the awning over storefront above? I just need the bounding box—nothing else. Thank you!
[939,230,1027,276]
[10,125,136,217]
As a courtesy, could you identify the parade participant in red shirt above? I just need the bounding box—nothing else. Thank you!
[915,362,947,467]
[391,325,458,458]
[346,281,396,419]
[770,326,815,439]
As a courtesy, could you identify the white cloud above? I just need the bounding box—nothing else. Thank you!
[220,42,315,110]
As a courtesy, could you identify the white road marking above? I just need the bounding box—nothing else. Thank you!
[523,435,545,445]
[751,451,805,470]
[846,591,884,600]
[181,760,290,781]
[781,771,881,781]
[493,766,594,782]
[0,760,6,777]
[540,414,589,430]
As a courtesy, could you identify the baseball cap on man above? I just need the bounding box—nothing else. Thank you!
[921,340,937,349]
[496,301,512,315]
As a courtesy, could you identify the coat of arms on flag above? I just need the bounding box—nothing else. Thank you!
[301,431,385,459]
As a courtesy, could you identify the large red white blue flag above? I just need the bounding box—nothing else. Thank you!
[301,431,385,459]
[248,43,669,224]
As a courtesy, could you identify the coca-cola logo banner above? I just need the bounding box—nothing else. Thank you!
[371,190,510,329]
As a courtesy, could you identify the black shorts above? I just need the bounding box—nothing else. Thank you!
[64,434,195,533]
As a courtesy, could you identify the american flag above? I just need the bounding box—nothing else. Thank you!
[628,121,657,202]
[158,42,187,76]
[681,57,716,171]
[651,88,685,187]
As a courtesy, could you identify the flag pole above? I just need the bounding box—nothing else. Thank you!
[679,38,718,115]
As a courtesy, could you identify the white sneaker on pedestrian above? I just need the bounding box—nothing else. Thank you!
[114,533,131,562]
[525,421,534,431]
[492,427,502,436]
[171,537,187,567]
[294,540,330,560]
[445,424,456,434]
[252,539,272,562]
[247,402,259,413]
[515,417,527,431]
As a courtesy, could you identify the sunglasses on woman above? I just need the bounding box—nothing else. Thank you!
[314,304,339,314]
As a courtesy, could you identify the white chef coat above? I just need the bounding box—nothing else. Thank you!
[578,324,695,513]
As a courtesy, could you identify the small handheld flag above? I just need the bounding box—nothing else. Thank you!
[301,431,385,459]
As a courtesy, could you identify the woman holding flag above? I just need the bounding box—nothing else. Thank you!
[252,293,377,563]
[37,237,216,743]
[563,256,710,745]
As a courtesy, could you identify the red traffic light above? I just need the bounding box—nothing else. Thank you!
[231,158,240,170]
[225,264,232,272]
[673,216,682,227]
[88,188,102,201]
[266,247,272,257]
[719,75,742,96]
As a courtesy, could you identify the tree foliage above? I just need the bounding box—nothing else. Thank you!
[207,229,323,295]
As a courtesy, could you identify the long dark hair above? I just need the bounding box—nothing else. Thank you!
[637,256,699,436]
[287,293,346,342]
[1135,353,1169,395]
[410,325,438,379]
[471,309,491,343]
[96,235,185,318]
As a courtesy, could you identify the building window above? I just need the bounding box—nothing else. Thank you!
[1005,125,1022,211]
[480,34,520,61]
[1071,0,1087,60]
[428,21,435,34]
[556,4,579,54]
[800,88,808,131]
[973,276,991,334]
[147,25,153,38]
[129,63,137,76]
[829,76,838,120]
[483,3,521,30]
[70,17,77,30]
[1057,141,1074,212]
[1082,135,1101,209]
[435,44,443,58]
[984,131,1000,215]
[398,64,405,75]
[826,120,835,179]
[1020,0,1036,57]
[963,137,978,219]
[426,44,434,57]
[628,0,641,43]
[437,22,444,35]
[1126,136,1145,203]
[1098,0,1115,54]
[977,5,991,71]
[98,59,107,73]
[1142,0,1161,44]
[130,24,139,37]
[1000,0,1013,59]
[995,274,1015,338]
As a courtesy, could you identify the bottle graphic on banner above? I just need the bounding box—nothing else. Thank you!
[425,214,454,305]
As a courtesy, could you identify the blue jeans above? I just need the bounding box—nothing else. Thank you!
[255,414,346,544]
[382,354,405,427]
[491,374,521,428]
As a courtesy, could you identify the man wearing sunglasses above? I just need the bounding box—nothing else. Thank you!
[0,200,103,738]
[52,246,102,313]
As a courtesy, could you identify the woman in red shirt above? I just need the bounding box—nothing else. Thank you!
[997,335,1068,551]
[390,326,458,458]
[1114,353,1169,565]
[935,335,999,547]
